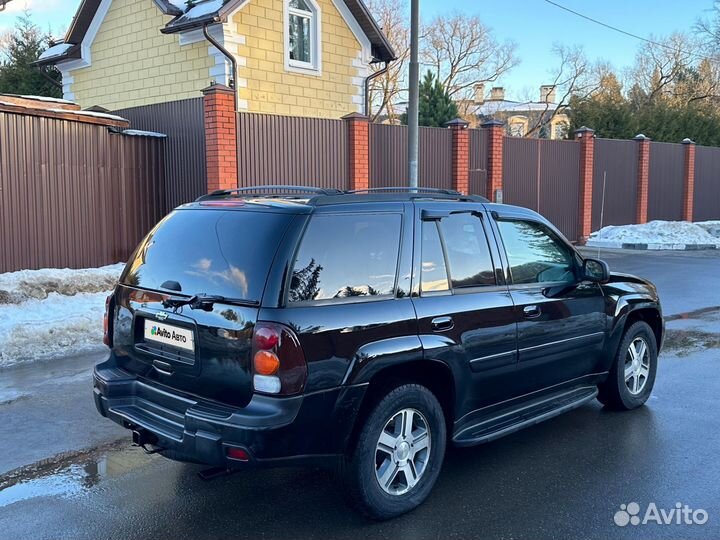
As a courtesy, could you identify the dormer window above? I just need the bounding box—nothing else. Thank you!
[286,0,321,74]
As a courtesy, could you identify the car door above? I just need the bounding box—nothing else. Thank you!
[488,210,607,394]
[411,201,519,416]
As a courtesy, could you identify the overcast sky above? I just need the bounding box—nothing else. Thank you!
[0,0,711,99]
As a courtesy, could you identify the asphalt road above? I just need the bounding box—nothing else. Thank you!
[1,248,719,539]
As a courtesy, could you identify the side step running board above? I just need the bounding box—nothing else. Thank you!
[453,386,598,447]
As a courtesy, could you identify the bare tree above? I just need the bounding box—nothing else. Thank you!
[421,12,518,112]
[524,44,605,138]
[366,0,409,123]
[626,32,720,107]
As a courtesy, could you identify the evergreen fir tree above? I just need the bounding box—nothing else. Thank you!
[0,12,62,98]
[402,70,458,127]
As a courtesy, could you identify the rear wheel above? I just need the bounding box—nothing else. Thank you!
[598,321,658,410]
[344,384,446,520]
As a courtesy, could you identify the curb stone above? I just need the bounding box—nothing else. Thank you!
[586,240,719,251]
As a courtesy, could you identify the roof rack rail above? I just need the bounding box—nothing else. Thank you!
[195,185,344,201]
[346,187,463,195]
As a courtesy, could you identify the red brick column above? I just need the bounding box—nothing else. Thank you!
[203,84,237,193]
[481,119,504,201]
[682,138,696,222]
[343,112,370,191]
[634,134,651,224]
[445,118,470,194]
[574,126,595,242]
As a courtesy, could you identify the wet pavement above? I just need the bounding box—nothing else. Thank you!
[1,248,719,539]
[1,344,718,539]
[578,247,720,316]
[0,351,125,474]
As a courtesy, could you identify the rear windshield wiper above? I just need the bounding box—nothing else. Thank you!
[162,294,259,311]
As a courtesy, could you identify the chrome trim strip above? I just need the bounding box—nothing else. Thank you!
[469,350,517,365]
[519,331,605,353]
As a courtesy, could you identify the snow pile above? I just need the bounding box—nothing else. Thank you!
[696,221,720,238]
[588,220,720,249]
[0,264,124,367]
[121,129,167,138]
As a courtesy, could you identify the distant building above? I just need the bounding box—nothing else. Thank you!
[386,84,570,137]
[470,84,570,139]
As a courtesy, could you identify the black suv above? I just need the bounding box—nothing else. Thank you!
[94,186,663,519]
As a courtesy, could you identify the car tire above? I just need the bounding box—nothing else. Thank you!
[597,321,658,410]
[344,384,446,520]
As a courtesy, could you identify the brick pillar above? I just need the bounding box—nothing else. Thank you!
[634,134,651,224]
[445,118,470,194]
[343,112,370,191]
[203,84,237,193]
[682,138,696,222]
[574,126,595,242]
[481,119,504,202]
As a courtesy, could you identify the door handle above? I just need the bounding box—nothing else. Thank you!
[523,305,541,319]
[431,316,454,332]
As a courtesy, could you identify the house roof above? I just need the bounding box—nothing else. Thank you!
[35,0,395,66]
[475,100,562,116]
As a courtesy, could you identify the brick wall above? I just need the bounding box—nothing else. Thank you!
[204,85,238,193]
[635,135,651,224]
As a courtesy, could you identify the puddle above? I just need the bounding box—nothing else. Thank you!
[663,329,720,356]
[0,440,149,507]
[0,459,106,507]
[0,457,108,507]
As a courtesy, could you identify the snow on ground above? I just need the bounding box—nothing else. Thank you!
[587,220,720,249]
[0,264,124,367]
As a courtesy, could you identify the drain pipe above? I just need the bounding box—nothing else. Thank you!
[203,21,238,112]
[364,61,389,118]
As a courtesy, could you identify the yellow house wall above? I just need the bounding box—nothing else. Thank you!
[68,0,214,110]
[230,0,365,118]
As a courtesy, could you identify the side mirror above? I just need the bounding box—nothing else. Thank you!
[582,258,610,283]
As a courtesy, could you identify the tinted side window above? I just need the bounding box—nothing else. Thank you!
[420,221,449,293]
[497,220,576,284]
[289,213,401,302]
[439,213,496,288]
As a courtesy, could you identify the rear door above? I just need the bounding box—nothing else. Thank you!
[488,211,606,394]
[112,207,296,407]
[411,202,518,416]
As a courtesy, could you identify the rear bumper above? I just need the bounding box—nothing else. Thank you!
[93,356,367,468]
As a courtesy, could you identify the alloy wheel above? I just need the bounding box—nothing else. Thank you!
[624,337,650,395]
[374,408,431,496]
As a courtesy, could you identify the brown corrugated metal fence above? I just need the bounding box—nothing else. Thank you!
[502,137,580,240]
[237,112,349,190]
[0,112,165,272]
[369,124,452,189]
[694,145,720,221]
[114,98,205,211]
[592,138,638,230]
[469,129,488,197]
[648,141,684,222]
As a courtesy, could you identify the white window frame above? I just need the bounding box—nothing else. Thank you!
[284,0,322,76]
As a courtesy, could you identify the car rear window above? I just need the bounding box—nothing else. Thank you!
[120,209,292,301]
[288,213,402,303]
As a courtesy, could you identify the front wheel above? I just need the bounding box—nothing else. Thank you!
[344,384,446,520]
[598,321,658,410]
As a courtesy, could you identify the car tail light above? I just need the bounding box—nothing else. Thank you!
[251,322,306,395]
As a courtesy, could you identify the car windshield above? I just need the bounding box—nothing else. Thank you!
[120,209,292,301]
